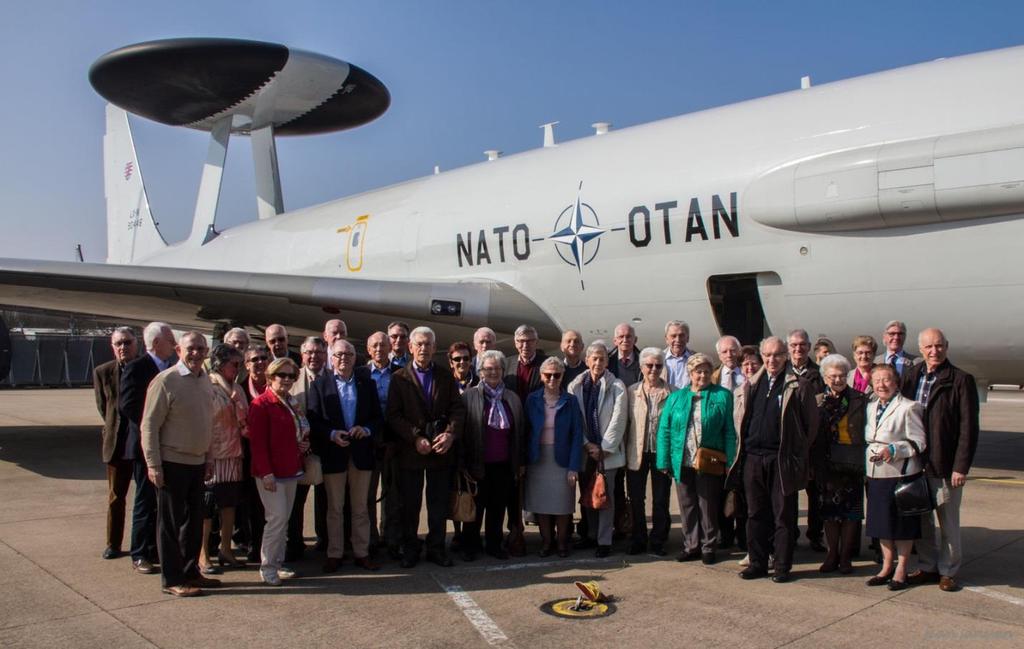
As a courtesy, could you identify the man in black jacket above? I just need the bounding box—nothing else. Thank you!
[902,328,979,593]
[118,321,176,574]
[787,328,826,552]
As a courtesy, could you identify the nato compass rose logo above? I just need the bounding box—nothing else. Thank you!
[544,183,620,290]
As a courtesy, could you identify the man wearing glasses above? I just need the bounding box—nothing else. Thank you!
[504,324,548,403]
[307,339,383,573]
[386,321,411,368]
[288,337,329,558]
[876,320,918,378]
[265,323,301,365]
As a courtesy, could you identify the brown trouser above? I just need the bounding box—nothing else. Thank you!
[106,458,133,551]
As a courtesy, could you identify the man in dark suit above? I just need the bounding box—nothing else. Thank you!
[307,339,384,572]
[876,320,919,378]
[118,321,176,574]
[93,326,138,560]
[786,328,826,552]
[504,324,548,403]
[386,326,466,568]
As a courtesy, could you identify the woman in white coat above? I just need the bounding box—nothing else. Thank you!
[864,364,926,591]
[567,342,627,557]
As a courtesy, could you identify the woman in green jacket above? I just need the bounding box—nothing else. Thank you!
[657,353,738,564]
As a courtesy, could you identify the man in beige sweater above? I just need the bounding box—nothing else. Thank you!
[142,331,216,597]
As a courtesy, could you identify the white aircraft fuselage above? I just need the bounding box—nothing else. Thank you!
[132,45,1024,385]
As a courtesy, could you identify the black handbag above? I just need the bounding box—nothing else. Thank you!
[827,442,864,475]
[893,459,934,517]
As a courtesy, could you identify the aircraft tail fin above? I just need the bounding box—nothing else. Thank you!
[103,104,167,263]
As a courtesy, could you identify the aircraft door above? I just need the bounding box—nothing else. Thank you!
[706,272,778,345]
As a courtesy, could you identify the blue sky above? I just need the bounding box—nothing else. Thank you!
[1,1,1021,261]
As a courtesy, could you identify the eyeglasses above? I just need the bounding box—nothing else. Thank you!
[332,352,355,359]
[643,363,663,369]
[274,373,298,380]
[450,356,470,362]
[542,372,562,379]
[389,333,408,339]
[112,340,134,347]
[268,336,287,344]
[247,356,269,363]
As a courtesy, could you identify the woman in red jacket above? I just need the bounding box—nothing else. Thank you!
[247,357,308,586]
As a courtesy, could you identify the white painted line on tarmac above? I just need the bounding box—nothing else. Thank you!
[964,584,1024,607]
[433,574,516,647]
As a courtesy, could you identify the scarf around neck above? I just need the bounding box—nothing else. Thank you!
[481,382,510,430]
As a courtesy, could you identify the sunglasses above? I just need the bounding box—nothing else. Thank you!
[247,356,269,363]
[274,373,298,380]
[644,363,664,369]
[450,356,470,362]
[542,372,562,379]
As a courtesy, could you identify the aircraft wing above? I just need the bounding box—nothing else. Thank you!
[0,258,559,340]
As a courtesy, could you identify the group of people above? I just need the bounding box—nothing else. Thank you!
[93,316,979,597]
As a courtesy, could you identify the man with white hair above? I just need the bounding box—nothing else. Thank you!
[119,322,176,575]
[141,331,217,597]
[608,323,641,386]
[663,320,694,388]
[736,336,817,583]
[902,328,979,592]
[505,324,548,403]
[712,335,745,390]
[386,326,466,568]
[876,320,918,378]
[323,319,348,346]
[472,327,496,372]
[288,336,329,558]
[265,324,301,364]
[93,326,138,560]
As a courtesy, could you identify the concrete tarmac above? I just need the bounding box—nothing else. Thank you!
[1,388,1022,649]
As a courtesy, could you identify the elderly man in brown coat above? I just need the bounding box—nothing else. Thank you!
[386,326,466,568]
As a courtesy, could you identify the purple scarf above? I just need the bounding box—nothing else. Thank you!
[482,382,510,430]
[581,371,602,444]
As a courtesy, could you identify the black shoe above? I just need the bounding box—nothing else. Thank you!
[386,545,402,561]
[809,539,827,553]
[739,567,768,580]
[887,579,908,591]
[595,545,611,558]
[701,552,716,565]
[400,555,418,569]
[676,551,701,562]
[426,551,453,567]
[771,571,792,583]
[132,558,157,574]
[486,547,509,560]
[574,538,597,550]
[627,542,646,555]
[102,547,121,560]
[461,549,478,562]
[649,544,667,557]
[866,571,894,587]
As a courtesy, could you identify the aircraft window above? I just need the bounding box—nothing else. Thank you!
[707,274,771,345]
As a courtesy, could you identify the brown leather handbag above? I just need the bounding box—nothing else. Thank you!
[581,459,610,510]
[449,471,478,522]
[693,447,727,476]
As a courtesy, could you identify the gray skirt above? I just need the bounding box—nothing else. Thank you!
[525,444,575,515]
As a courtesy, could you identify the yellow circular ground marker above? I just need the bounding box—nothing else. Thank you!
[540,598,616,619]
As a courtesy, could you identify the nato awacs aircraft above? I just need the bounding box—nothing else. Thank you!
[0,38,1022,388]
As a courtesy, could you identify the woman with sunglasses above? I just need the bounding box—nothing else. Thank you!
[460,350,525,560]
[247,357,310,586]
[625,347,676,556]
[448,342,479,395]
[524,357,584,557]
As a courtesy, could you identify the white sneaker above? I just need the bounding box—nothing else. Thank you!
[261,571,282,586]
[278,566,297,580]
[738,554,750,567]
